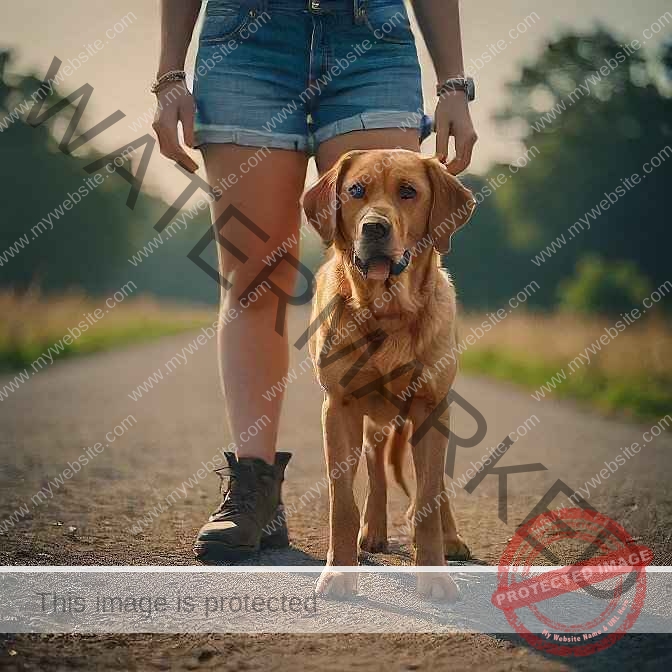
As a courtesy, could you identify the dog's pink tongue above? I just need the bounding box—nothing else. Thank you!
[367,260,390,281]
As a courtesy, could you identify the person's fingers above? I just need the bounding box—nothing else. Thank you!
[152,118,198,173]
[444,129,477,175]
[174,149,199,173]
[435,120,451,164]
[152,117,178,157]
[181,99,195,149]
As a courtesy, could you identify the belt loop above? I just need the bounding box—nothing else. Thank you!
[353,0,366,25]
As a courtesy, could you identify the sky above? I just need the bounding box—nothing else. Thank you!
[1,0,670,205]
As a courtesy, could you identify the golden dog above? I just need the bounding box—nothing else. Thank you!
[302,149,475,599]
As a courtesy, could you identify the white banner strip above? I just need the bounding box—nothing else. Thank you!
[1,568,670,634]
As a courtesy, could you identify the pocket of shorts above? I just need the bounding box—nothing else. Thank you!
[363,0,414,44]
[200,1,254,45]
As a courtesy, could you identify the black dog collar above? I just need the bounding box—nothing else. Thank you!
[389,249,412,276]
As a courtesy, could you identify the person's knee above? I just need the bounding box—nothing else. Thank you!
[227,259,300,312]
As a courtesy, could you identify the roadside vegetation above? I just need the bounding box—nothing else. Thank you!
[459,312,672,421]
[0,291,212,371]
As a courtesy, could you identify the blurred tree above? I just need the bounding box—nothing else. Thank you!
[0,50,135,292]
[492,30,672,311]
[443,173,531,310]
[662,39,672,81]
[558,254,652,315]
[0,50,218,303]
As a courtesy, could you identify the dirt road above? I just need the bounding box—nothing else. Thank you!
[1,309,671,670]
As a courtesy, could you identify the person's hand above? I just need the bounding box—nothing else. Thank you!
[152,82,199,173]
[434,92,477,175]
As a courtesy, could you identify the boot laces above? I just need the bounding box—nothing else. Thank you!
[211,469,259,519]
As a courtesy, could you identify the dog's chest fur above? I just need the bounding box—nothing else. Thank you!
[309,258,458,407]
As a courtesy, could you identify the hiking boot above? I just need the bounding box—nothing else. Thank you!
[193,451,291,563]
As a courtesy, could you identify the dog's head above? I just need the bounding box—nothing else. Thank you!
[302,149,476,282]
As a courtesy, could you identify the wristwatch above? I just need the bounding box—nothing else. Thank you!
[436,77,475,102]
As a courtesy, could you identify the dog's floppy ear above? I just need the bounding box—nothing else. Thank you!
[425,157,476,254]
[302,152,358,243]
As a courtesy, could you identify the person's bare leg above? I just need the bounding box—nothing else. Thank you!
[202,144,309,464]
[315,128,419,174]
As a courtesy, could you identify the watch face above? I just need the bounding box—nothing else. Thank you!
[466,78,476,102]
[437,78,475,102]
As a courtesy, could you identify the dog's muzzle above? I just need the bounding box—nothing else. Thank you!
[353,249,411,280]
[353,215,411,280]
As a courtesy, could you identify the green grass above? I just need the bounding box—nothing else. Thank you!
[0,318,211,371]
[0,293,213,373]
[461,348,672,421]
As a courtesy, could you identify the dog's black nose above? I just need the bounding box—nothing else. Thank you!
[362,219,390,240]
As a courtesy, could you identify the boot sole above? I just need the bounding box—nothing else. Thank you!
[193,540,258,564]
[193,535,290,564]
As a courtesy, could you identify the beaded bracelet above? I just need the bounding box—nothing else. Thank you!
[151,70,187,95]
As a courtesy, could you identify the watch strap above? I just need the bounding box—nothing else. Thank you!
[436,77,475,102]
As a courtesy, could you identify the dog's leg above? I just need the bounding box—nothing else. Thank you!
[440,490,471,561]
[429,408,471,561]
[315,398,363,598]
[410,405,458,602]
[358,419,388,554]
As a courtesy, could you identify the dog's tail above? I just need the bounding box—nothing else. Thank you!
[387,419,412,498]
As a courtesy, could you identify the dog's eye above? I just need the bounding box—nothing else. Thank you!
[399,184,417,199]
[347,183,366,199]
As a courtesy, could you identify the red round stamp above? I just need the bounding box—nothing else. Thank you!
[492,508,652,657]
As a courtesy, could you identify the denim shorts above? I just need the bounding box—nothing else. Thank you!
[193,0,428,155]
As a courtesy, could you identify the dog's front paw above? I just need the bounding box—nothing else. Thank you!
[315,570,358,599]
[417,572,459,602]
